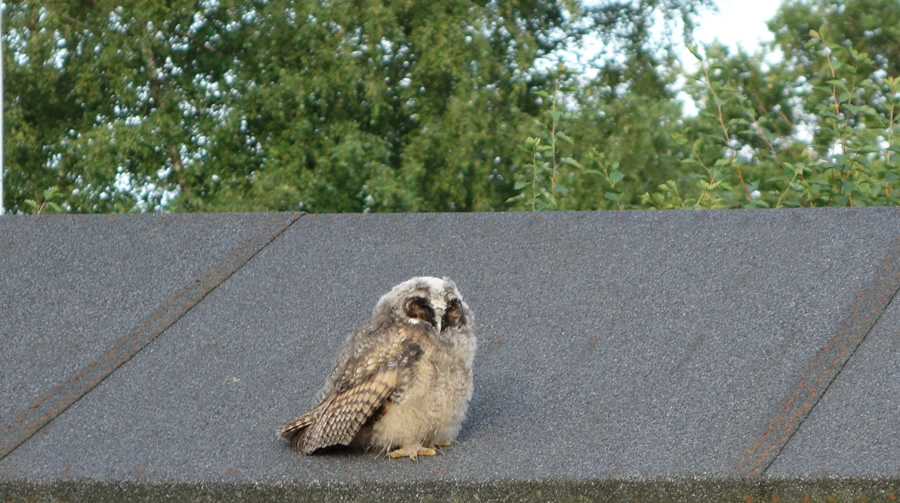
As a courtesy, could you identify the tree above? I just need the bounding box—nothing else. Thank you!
[769,0,900,205]
[4,0,710,213]
[659,0,899,209]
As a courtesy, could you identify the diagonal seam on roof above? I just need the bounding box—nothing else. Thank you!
[0,212,304,462]
[733,237,900,475]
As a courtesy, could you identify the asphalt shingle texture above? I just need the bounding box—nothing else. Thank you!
[1,208,898,502]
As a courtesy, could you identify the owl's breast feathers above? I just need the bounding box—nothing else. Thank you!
[278,327,425,454]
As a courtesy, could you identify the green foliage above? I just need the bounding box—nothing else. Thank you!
[23,187,63,214]
[507,64,589,211]
[2,0,710,214]
[661,0,900,209]
[3,0,897,214]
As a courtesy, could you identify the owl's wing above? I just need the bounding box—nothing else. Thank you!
[279,367,398,453]
[279,336,424,454]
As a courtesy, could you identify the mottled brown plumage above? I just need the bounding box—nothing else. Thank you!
[278,277,476,460]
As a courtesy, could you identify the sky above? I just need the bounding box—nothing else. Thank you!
[677,0,786,114]
[562,0,788,114]
[567,0,787,80]
[693,0,783,54]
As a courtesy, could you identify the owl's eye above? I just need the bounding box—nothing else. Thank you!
[404,296,434,322]
[442,298,463,329]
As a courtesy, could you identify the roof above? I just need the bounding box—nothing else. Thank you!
[1,208,899,501]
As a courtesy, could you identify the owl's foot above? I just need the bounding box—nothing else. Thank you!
[427,440,452,448]
[389,444,437,461]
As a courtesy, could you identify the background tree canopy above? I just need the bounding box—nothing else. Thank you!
[3,0,898,213]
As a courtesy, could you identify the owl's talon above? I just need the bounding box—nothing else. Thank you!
[389,445,437,461]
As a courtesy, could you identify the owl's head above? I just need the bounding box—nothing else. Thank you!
[374,276,472,338]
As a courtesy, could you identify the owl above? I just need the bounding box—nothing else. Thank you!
[278,276,476,461]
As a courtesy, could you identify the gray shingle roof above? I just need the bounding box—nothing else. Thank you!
[1,208,899,501]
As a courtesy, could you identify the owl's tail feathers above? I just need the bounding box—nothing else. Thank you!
[277,405,324,454]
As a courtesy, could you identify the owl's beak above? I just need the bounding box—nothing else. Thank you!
[433,308,444,334]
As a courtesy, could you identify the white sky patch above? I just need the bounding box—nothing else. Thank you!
[677,0,785,116]
[546,0,786,115]
[694,0,781,55]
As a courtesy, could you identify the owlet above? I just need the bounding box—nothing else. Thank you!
[278,276,476,460]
